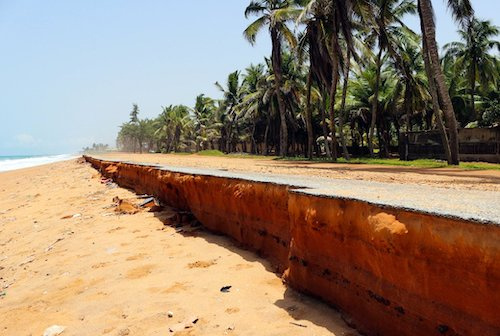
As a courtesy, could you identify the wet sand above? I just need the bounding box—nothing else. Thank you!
[96,152,500,192]
[0,159,357,335]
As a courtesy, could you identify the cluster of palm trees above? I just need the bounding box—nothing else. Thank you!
[117,0,498,164]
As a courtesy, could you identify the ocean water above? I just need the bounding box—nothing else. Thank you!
[0,154,78,173]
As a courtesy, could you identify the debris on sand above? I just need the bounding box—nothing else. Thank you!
[60,214,81,220]
[169,315,199,333]
[113,197,139,215]
[42,325,66,336]
[139,197,163,212]
[101,178,117,188]
[220,286,232,293]
[45,238,65,252]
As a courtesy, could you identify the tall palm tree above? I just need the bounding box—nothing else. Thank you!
[215,71,244,153]
[297,0,334,158]
[365,0,417,157]
[244,0,300,156]
[444,18,499,121]
[238,63,270,153]
[192,94,218,151]
[417,0,473,165]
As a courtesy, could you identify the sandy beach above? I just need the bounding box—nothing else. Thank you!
[0,158,358,335]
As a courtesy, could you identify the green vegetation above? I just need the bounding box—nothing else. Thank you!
[117,0,498,168]
[173,150,500,170]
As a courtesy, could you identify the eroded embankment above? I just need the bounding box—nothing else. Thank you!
[84,156,500,336]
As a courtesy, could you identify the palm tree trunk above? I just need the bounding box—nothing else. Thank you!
[328,35,340,161]
[320,91,332,158]
[339,51,351,160]
[402,85,412,160]
[369,47,383,157]
[251,120,257,154]
[470,68,477,120]
[421,34,452,163]
[264,115,270,156]
[271,28,288,157]
[305,67,314,160]
[419,0,460,165]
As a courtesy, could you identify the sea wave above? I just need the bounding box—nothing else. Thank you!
[0,154,78,173]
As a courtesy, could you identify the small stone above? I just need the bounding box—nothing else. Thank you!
[167,311,174,318]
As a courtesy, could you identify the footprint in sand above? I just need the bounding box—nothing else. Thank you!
[91,262,109,269]
[187,259,217,269]
[230,263,254,271]
[225,307,240,314]
[126,253,147,261]
[161,281,192,294]
[126,264,156,279]
[107,226,125,233]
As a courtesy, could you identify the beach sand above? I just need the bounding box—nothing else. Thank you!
[96,152,500,192]
[0,159,357,335]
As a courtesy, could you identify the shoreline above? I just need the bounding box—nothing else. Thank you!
[0,154,77,173]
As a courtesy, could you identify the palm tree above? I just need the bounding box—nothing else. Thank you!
[154,105,193,153]
[364,0,417,157]
[238,63,272,154]
[444,18,499,121]
[215,71,244,153]
[244,0,299,156]
[417,0,473,165]
[192,94,218,151]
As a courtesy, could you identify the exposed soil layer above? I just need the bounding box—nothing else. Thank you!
[85,156,500,336]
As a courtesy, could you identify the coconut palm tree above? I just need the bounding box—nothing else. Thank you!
[417,0,473,165]
[237,63,270,153]
[154,105,193,153]
[244,0,300,156]
[297,0,335,158]
[444,18,499,121]
[215,71,245,153]
[192,94,219,151]
[364,0,417,157]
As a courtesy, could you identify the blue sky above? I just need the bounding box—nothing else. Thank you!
[0,0,498,155]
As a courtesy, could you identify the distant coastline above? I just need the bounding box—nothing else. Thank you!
[0,154,77,173]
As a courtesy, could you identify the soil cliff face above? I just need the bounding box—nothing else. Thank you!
[85,156,500,336]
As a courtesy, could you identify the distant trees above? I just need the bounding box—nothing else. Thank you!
[444,18,500,122]
[83,143,109,153]
[115,0,498,164]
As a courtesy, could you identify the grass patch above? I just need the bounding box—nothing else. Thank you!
[169,151,500,170]
[458,162,500,170]
[278,156,448,168]
[191,150,274,160]
[278,156,500,170]
[196,150,227,157]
